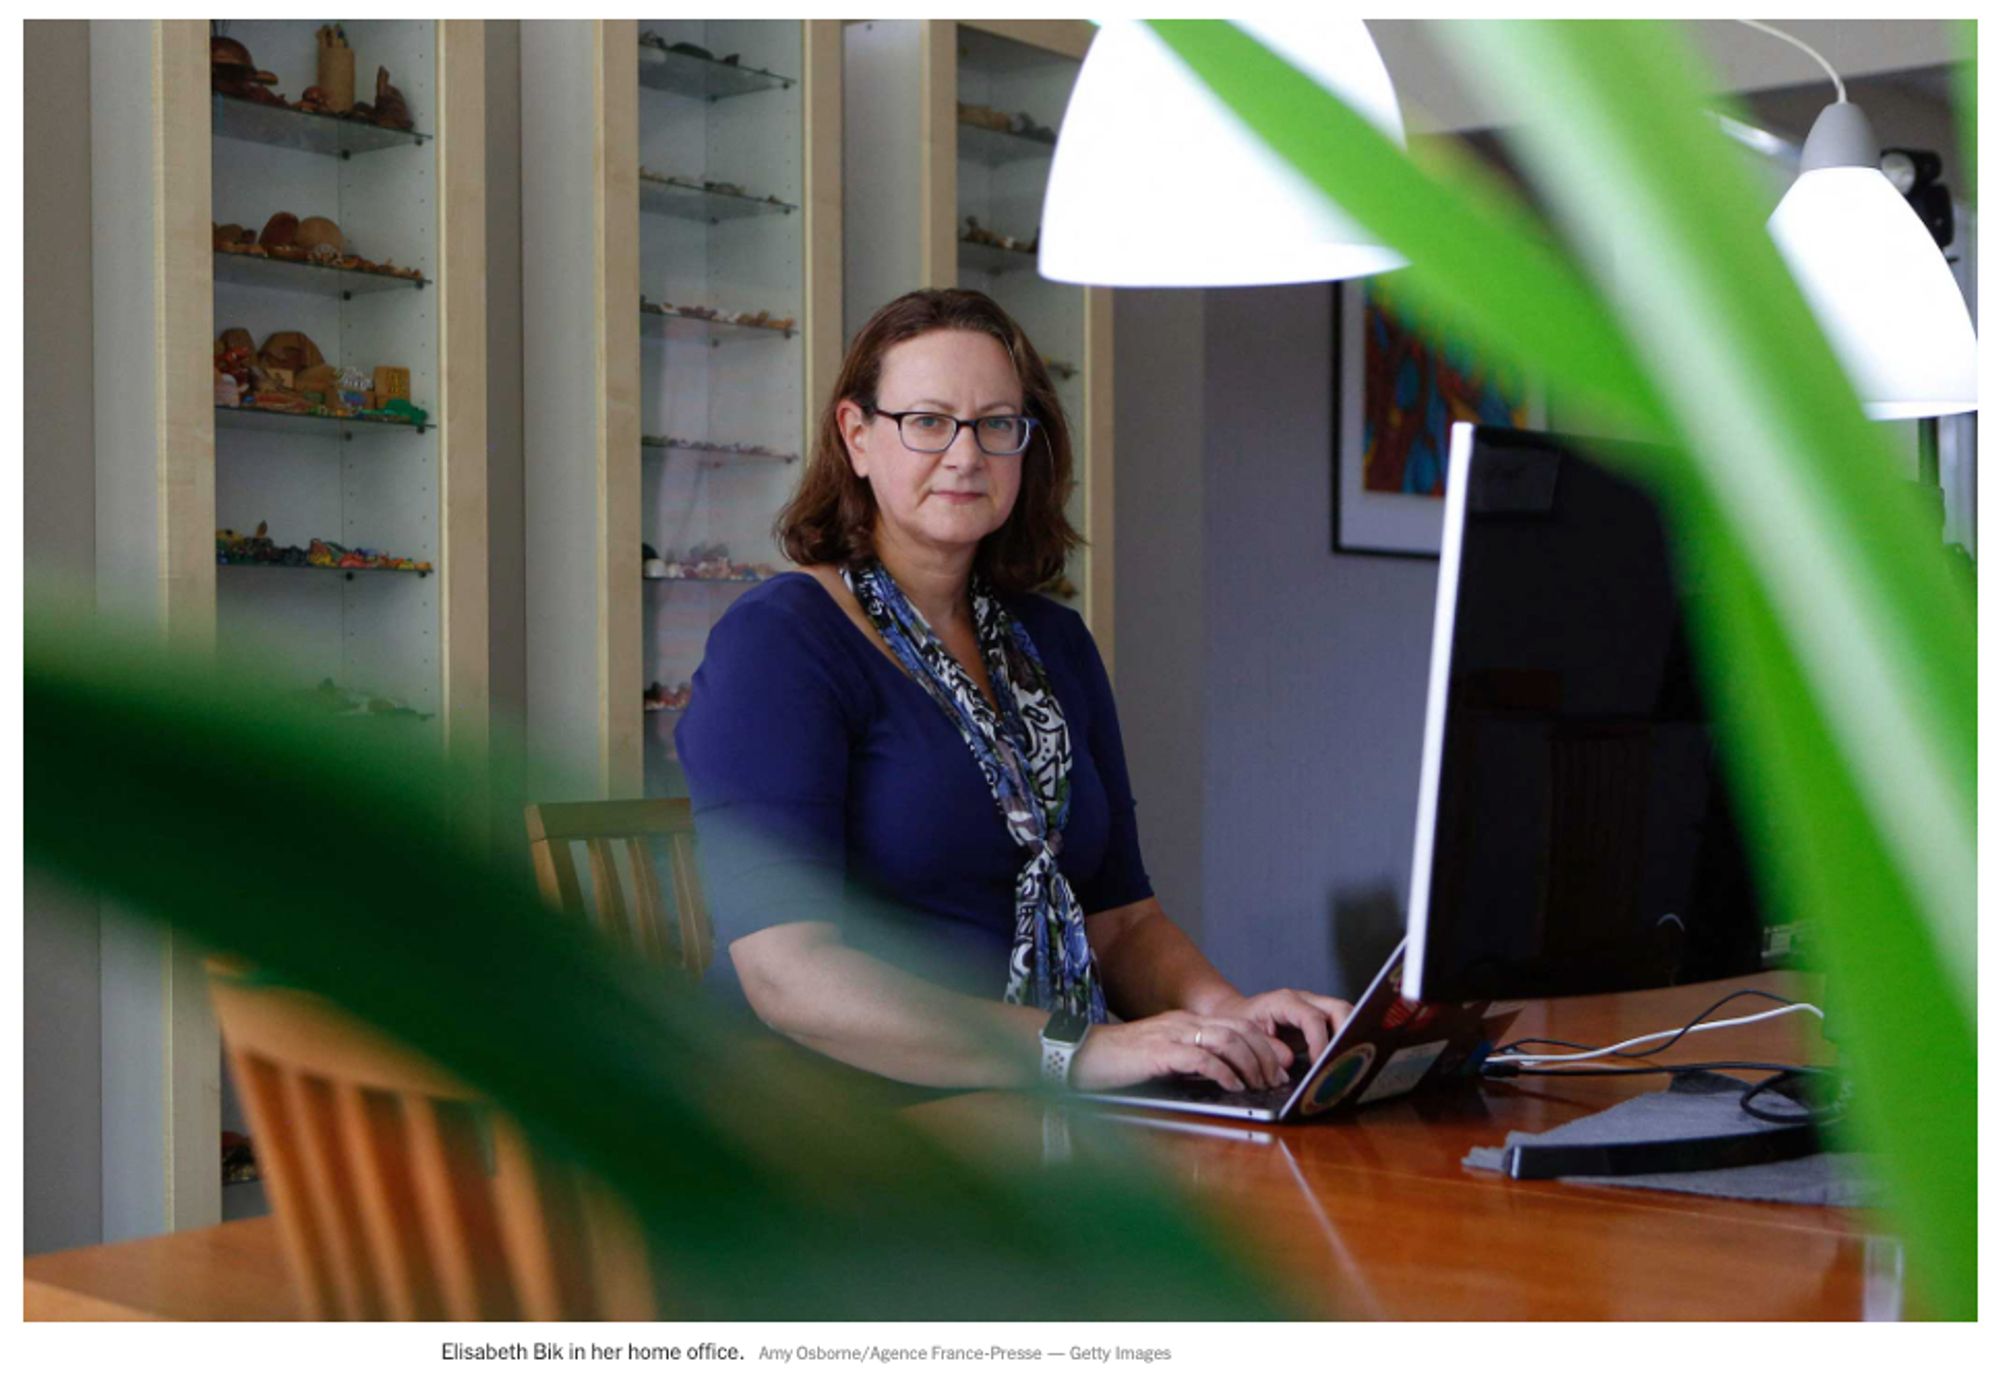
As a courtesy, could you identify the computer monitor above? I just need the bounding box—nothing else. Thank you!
[1402,424,1774,1003]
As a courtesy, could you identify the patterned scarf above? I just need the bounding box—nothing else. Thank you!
[843,561,1108,1022]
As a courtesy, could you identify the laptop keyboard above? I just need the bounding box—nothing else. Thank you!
[1116,1075,1298,1112]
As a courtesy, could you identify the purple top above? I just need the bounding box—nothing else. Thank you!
[675,571,1153,1004]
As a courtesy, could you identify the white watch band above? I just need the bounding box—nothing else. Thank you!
[1040,1023,1088,1088]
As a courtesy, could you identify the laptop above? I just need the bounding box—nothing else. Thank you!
[1078,942,1523,1123]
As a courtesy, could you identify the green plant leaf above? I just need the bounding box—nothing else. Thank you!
[1149,19,1975,1318]
[1439,18,1974,1315]
[25,612,1285,1320]
[1953,20,1976,206]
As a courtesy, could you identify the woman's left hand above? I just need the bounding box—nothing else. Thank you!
[1207,989,1353,1071]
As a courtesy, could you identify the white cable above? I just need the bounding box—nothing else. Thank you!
[1738,19,1846,104]
[1500,1002,1826,1068]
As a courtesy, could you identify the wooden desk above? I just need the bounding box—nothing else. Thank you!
[912,970,1888,1320]
[26,1213,299,1321]
[26,971,1890,1321]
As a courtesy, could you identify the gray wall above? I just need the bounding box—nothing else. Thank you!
[23,19,104,1256]
[1197,287,1436,998]
[1112,285,1439,1002]
[1108,290,1208,950]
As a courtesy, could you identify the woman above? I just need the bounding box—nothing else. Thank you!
[677,288,1349,1096]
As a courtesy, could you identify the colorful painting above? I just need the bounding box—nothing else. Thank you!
[1335,277,1542,556]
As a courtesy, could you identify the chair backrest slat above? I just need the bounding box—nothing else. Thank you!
[624,837,671,966]
[584,837,632,942]
[233,1050,339,1318]
[207,967,653,1321]
[282,1067,385,1319]
[524,797,712,979]
[334,1080,442,1320]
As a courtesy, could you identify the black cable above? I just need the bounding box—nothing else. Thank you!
[1741,1067,1852,1126]
[1481,1058,1842,1127]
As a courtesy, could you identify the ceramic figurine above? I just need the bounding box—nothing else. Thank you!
[373,365,412,403]
[369,66,413,131]
[210,35,286,106]
[295,215,344,259]
[315,25,355,113]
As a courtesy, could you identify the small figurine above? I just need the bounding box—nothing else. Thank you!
[260,330,327,377]
[258,212,310,261]
[210,35,286,106]
[295,214,345,264]
[373,365,412,403]
[294,363,341,406]
[215,327,256,391]
[338,366,373,411]
[315,25,355,113]
[370,66,413,131]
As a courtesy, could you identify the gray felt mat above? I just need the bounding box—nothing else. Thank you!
[1464,1070,1875,1207]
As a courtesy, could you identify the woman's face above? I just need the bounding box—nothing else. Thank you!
[840,328,1026,565]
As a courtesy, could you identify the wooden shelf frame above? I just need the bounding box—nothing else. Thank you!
[521,21,839,802]
[88,18,489,1245]
[918,19,1115,673]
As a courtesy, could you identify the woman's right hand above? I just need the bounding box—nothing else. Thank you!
[1068,1010,1292,1093]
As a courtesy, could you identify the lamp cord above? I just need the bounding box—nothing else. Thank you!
[1739,19,1846,104]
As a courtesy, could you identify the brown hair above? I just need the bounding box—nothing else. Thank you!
[776,287,1082,592]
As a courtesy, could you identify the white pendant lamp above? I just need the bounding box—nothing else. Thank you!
[1038,19,1408,287]
[1750,22,1978,418]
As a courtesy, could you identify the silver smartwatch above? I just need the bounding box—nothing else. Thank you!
[1039,1011,1091,1088]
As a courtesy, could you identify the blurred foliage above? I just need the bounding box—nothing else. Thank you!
[1954,21,1976,203]
[24,610,1284,1319]
[1152,19,1975,1317]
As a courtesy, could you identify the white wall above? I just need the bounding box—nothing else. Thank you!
[1373,19,1962,135]
[22,101,102,1130]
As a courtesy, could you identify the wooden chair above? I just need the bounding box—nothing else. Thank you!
[207,964,655,1320]
[523,797,714,978]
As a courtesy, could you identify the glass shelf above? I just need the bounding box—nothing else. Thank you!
[211,92,429,157]
[637,41,796,99]
[638,172,796,222]
[959,237,1039,276]
[957,120,1057,166]
[214,250,428,297]
[643,574,768,585]
[640,305,797,341]
[641,436,797,463]
[216,404,430,437]
[218,560,433,578]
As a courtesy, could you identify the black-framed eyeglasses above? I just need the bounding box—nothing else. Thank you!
[867,406,1038,456]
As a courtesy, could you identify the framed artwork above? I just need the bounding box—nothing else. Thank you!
[1333,276,1544,557]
